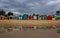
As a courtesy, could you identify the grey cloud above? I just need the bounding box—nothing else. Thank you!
[0,0,60,15]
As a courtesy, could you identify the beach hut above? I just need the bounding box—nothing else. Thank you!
[28,15,33,20]
[4,15,9,20]
[38,15,42,20]
[52,15,56,20]
[33,14,39,20]
[14,16,18,20]
[47,15,52,20]
[43,15,47,20]
[56,15,60,20]
[41,15,44,20]
[39,15,45,20]
[18,15,23,20]
[8,15,15,20]
[22,14,28,20]
[0,15,4,20]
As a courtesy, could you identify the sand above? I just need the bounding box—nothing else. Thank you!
[0,20,60,38]
[0,20,60,26]
[0,29,60,38]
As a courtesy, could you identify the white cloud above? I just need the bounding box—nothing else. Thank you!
[46,0,60,5]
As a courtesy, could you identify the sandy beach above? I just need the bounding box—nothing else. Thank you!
[0,20,60,26]
[0,20,60,38]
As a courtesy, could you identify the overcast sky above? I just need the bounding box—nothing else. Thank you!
[0,0,60,15]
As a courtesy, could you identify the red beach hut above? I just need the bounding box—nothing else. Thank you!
[28,15,33,20]
[47,15,52,20]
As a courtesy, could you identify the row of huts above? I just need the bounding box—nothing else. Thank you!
[0,14,60,20]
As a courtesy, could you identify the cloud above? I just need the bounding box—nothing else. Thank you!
[0,0,60,15]
[46,0,60,5]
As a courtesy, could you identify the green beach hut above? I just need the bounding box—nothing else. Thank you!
[43,15,47,20]
[22,14,28,20]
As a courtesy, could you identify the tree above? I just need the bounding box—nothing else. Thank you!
[56,11,60,15]
[0,10,5,15]
[7,12,14,16]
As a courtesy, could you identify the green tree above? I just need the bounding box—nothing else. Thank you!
[0,10,5,15]
[7,12,14,16]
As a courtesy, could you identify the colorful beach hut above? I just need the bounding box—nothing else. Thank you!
[56,15,60,20]
[0,15,4,20]
[38,15,42,20]
[52,15,56,20]
[28,15,33,20]
[18,15,23,20]
[22,14,28,20]
[33,14,39,20]
[47,15,52,20]
[43,15,47,20]
[8,15,15,20]
[4,15,9,20]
